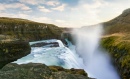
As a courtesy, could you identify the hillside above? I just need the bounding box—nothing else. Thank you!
[0,17,62,42]
[101,8,130,79]
[103,8,130,35]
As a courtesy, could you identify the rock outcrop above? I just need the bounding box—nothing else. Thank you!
[0,63,90,79]
[0,41,31,69]
[0,17,63,69]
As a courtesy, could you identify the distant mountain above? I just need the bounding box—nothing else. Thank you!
[103,8,130,35]
[0,17,62,42]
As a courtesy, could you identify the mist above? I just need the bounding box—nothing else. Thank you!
[73,24,120,79]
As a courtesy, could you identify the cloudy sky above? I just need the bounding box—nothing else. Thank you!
[0,0,130,27]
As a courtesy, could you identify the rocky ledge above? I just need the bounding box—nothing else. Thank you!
[0,41,31,69]
[0,63,91,79]
[31,42,59,47]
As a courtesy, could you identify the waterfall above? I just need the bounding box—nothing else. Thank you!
[14,24,120,79]
[13,39,84,69]
[73,24,120,79]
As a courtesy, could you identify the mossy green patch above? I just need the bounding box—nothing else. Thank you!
[101,34,130,79]
[49,66,88,76]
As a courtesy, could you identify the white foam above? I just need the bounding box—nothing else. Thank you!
[14,39,84,69]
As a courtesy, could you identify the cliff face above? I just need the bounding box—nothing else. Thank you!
[0,17,91,79]
[0,17,62,68]
[0,17,62,42]
[0,41,31,69]
[0,63,90,79]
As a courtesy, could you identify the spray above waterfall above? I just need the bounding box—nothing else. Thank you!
[73,24,120,79]
[13,24,120,79]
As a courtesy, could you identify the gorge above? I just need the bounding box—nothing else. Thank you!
[1,8,130,79]
[13,24,120,79]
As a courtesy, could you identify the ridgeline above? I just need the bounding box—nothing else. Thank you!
[103,8,130,35]
[0,17,62,42]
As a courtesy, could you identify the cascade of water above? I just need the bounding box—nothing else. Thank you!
[73,24,120,79]
[13,39,84,69]
[14,24,120,79]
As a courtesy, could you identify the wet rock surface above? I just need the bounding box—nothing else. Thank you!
[31,42,59,47]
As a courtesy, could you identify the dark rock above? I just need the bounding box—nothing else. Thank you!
[0,63,51,79]
[31,42,59,47]
[0,63,90,79]
[51,71,89,79]
[0,41,31,69]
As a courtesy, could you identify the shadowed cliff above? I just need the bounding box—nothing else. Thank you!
[0,41,31,69]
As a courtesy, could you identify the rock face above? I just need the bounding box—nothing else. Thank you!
[0,17,62,68]
[0,41,31,69]
[31,42,59,47]
[0,63,90,79]
[0,17,62,41]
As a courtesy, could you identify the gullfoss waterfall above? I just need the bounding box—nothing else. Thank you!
[14,25,120,79]
[14,39,84,69]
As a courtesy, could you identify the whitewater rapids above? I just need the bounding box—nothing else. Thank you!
[14,25,120,79]
[14,39,85,69]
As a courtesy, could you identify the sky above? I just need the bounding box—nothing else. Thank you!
[0,0,130,28]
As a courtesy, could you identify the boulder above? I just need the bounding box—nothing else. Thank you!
[0,63,90,79]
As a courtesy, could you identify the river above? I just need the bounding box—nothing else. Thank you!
[14,25,120,79]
